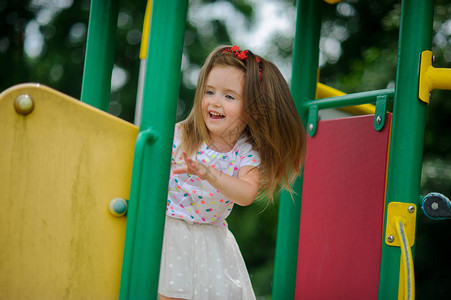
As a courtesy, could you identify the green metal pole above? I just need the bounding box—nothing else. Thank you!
[272,0,322,299]
[119,0,188,299]
[378,0,434,299]
[80,0,118,111]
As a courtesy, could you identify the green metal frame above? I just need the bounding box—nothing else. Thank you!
[118,0,188,299]
[273,0,435,299]
[378,0,434,298]
[272,0,323,299]
[81,0,118,111]
[79,0,437,298]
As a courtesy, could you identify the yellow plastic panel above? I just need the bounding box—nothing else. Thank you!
[0,84,138,299]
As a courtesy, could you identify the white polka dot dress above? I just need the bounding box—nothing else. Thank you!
[158,126,259,299]
[158,216,256,299]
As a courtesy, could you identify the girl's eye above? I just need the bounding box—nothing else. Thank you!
[225,94,235,100]
[205,90,214,95]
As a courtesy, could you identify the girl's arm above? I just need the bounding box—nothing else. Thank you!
[173,151,260,206]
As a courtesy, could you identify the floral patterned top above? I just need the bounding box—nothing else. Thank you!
[167,126,261,227]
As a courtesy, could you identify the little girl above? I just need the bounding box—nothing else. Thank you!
[158,45,305,300]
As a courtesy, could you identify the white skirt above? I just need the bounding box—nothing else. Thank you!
[158,216,256,300]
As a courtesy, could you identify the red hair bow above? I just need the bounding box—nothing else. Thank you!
[223,45,262,79]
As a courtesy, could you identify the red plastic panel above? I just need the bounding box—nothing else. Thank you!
[295,114,391,299]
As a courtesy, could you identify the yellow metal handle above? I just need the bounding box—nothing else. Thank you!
[419,50,451,103]
[395,218,415,300]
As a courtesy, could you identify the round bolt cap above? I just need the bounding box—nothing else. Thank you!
[14,94,34,115]
[109,198,128,217]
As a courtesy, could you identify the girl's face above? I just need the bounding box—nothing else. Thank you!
[201,66,247,148]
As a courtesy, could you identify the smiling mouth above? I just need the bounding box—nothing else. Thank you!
[209,111,225,119]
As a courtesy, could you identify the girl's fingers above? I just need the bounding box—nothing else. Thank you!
[173,167,188,174]
[173,152,205,178]
[182,151,198,171]
[182,152,193,163]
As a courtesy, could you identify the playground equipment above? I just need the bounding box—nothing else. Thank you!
[1,0,451,299]
[0,84,137,298]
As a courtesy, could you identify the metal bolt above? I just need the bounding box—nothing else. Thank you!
[408,205,415,213]
[309,123,314,132]
[431,202,439,210]
[432,54,436,63]
[387,235,395,243]
[109,198,128,217]
[376,116,382,125]
[14,94,34,115]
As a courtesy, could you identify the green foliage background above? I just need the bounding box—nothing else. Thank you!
[1,0,451,298]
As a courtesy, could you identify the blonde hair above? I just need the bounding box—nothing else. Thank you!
[181,45,305,204]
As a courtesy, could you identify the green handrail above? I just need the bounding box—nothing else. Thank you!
[378,0,434,298]
[119,0,188,298]
[119,128,157,298]
[272,0,323,299]
[80,0,118,111]
[303,88,394,110]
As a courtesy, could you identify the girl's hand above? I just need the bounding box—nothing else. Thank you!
[172,152,216,181]
[172,152,259,206]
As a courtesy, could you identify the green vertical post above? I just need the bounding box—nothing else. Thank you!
[272,0,322,299]
[119,0,188,299]
[378,0,434,298]
[80,0,118,111]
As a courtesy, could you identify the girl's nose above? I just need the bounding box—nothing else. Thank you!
[210,95,220,107]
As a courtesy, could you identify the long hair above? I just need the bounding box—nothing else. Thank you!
[181,45,306,203]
